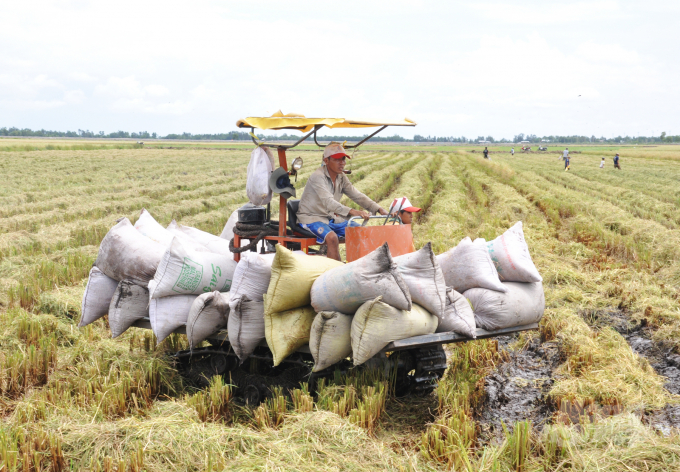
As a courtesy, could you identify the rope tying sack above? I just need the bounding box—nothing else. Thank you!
[229,221,280,254]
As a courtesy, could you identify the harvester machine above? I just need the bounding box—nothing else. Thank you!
[132,112,538,403]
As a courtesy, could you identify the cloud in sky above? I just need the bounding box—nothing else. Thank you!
[0,0,678,138]
[469,1,625,24]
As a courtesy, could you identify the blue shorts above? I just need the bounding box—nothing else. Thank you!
[302,219,361,244]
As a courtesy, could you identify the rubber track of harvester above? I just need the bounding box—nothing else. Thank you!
[174,344,448,401]
[411,346,448,394]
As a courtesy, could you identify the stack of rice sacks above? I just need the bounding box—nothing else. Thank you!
[81,211,543,374]
[79,209,238,346]
[436,222,544,332]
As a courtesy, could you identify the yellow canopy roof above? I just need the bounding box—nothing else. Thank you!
[236,111,416,133]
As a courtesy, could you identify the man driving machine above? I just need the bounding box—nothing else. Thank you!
[297,143,388,261]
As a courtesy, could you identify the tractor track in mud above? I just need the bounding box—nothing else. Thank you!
[473,310,680,443]
[475,334,561,444]
[580,309,680,435]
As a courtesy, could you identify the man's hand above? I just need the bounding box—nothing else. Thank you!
[349,208,370,220]
[377,208,389,216]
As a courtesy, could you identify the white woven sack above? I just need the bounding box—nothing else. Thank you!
[186,291,230,349]
[351,297,438,366]
[393,242,447,322]
[436,288,476,338]
[464,282,545,331]
[227,295,265,362]
[135,210,207,252]
[108,280,149,338]
[149,237,237,299]
[310,243,412,315]
[219,205,254,250]
[167,220,232,257]
[149,294,197,344]
[246,146,274,206]
[95,218,166,287]
[309,311,353,372]
[133,209,175,246]
[228,252,276,309]
[79,266,119,327]
[437,237,506,294]
[487,222,542,283]
[219,208,240,240]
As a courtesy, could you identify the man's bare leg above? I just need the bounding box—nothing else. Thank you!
[325,232,341,261]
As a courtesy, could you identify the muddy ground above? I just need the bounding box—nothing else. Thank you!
[581,309,680,435]
[473,310,680,442]
[476,334,561,443]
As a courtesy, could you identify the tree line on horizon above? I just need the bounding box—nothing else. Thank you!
[1,127,678,145]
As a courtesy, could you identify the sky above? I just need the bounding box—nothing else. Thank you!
[1,0,678,140]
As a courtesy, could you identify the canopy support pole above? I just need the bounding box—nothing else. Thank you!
[347,125,387,148]
[314,125,388,149]
[277,148,288,237]
[250,126,322,150]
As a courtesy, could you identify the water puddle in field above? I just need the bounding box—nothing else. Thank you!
[580,309,680,435]
[476,334,561,443]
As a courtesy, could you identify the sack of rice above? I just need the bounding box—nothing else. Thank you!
[437,237,506,294]
[149,294,197,343]
[264,304,316,367]
[95,218,166,287]
[311,243,411,315]
[167,220,233,257]
[393,242,447,321]
[228,251,276,308]
[133,208,175,246]
[227,295,265,362]
[309,311,353,372]
[108,280,149,338]
[486,222,542,283]
[149,237,237,299]
[265,245,343,315]
[351,297,438,366]
[135,209,207,251]
[436,288,476,338]
[463,282,545,331]
[219,208,240,240]
[219,206,252,250]
[79,266,119,327]
[186,291,230,349]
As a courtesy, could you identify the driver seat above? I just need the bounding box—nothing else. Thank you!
[286,200,317,239]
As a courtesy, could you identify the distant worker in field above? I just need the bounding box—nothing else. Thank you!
[562,147,569,160]
[564,153,570,171]
[297,143,388,261]
[483,147,489,159]
[388,197,421,225]
[613,153,621,170]
[600,157,605,169]
[511,147,514,156]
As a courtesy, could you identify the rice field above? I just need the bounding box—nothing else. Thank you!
[1,142,680,471]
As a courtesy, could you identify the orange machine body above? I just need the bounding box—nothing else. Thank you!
[345,224,414,262]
